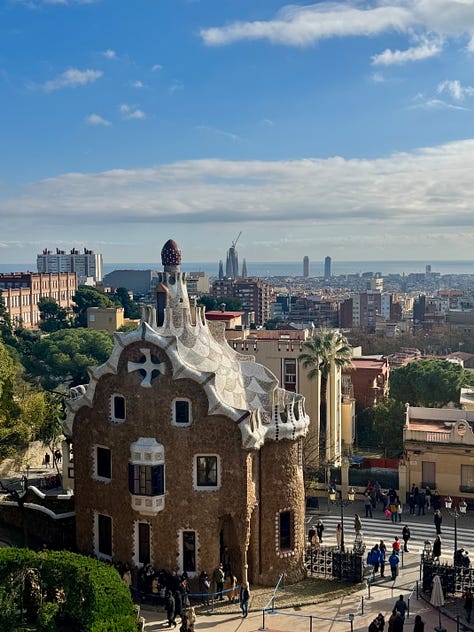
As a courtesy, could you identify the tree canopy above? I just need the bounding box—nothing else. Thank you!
[357,397,405,457]
[38,297,70,332]
[26,328,114,388]
[72,286,113,327]
[390,359,474,407]
[299,328,353,381]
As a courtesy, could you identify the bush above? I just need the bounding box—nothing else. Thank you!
[0,548,136,631]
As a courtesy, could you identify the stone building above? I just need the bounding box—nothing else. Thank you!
[63,240,309,586]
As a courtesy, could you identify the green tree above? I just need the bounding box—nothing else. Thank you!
[197,295,218,311]
[390,359,474,407]
[27,328,113,388]
[38,297,70,332]
[357,397,405,457]
[72,286,113,327]
[112,287,142,319]
[299,329,353,464]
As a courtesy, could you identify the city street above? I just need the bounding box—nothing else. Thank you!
[140,502,474,631]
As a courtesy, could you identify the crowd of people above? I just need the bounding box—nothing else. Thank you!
[368,595,426,632]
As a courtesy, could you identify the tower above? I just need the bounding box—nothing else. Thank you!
[303,256,309,277]
[324,256,332,279]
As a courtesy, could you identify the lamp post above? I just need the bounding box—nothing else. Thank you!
[444,496,467,564]
[328,486,355,553]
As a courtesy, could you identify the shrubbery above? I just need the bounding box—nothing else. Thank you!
[0,548,136,632]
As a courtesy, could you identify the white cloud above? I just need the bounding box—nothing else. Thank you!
[262,118,274,126]
[169,80,184,95]
[41,68,102,92]
[438,79,474,101]
[371,39,443,66]
[151,64,163,72]
[119,104,146,120]
[410,94,469,110]
[200,1,474,52]
[3,139,474,235]
[371,71,385,83]
[102,49,117,59]
[85,113,111,126]
[130,80,144,88]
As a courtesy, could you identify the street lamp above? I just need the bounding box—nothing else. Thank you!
[444,496,467,564]
[328,486,355,553]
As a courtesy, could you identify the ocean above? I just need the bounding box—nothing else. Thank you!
[1,260,474,277]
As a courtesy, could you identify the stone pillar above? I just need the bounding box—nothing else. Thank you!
[399,462,407,504]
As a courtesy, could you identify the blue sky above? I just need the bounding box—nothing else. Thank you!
[2,0,474,265]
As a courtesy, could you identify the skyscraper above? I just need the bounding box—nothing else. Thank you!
[303,256,309,277]
[324,256,332,279]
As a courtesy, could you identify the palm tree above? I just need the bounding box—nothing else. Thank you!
[299,328,353,472]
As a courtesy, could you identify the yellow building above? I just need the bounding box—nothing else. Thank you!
[87,306,125,331]
[403,405,474,501]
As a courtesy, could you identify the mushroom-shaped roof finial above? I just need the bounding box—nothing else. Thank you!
[161,239,182,267]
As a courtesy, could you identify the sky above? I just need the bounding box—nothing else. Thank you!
[2,0,474,266]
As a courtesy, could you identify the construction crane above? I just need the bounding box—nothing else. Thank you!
[232,231,242,249]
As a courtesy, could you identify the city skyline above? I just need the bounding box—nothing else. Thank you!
[2,1,474,263]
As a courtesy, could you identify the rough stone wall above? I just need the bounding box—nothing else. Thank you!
[73,341,253,579]
[255,440,307,585]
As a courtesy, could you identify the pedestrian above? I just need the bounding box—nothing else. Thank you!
[396,500,403,523]
[413,614,424,632]
[388,608,404,632]
[308,525,316,548]
[417,491,426,516]
[165,590,176,628]
[389,551,400,580]
[379,541,387,578]
[464,588,473,624]
[354,514,362,534]
[408,489,416,515]
[239,582,250,618]
[368,618,379,632]
[54,448,62,464]
[425,485,431,511]
[44,453,50,468]
[336,523,342,550]
[212,563,225,601]
[432,535,442,561]
[402,525,410,552]
[198,571,210,606]
[316,519,324,543]
[434,509,442,535]
[182,606,196,632]
[364,492,373,518]
[392,536,401,554]
[394,594,407,622]
[389,499,398,523]
[377,612,386,631]
[367,544,381,574]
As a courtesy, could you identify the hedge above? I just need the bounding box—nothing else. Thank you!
[0,548,136,632]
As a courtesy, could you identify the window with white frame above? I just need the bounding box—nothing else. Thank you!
[129,438,165,497]
[194,455,220,490]
[461,464,474,492]
[277,509,295,552]
[172,398,191,426]
[283,358,297,393]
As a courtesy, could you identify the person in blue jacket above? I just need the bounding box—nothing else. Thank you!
[367,544,381,574]
[389,551,400,580]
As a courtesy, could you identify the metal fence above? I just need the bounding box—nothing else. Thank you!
[423,560,474,595]
[305,546,363,583]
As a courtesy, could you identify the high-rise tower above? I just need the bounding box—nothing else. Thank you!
[303,256,309,277]
[324,256,332,279]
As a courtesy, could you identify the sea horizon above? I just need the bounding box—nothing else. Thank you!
[1,259,474,277]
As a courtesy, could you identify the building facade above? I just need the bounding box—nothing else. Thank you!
[37,248,103,283]
[0,272,77,328]
[211,278,271,326]
[63,240,309,586]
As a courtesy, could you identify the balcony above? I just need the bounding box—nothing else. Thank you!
[131,495,165,515]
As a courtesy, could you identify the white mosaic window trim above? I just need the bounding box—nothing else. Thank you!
[274,508,298,559]
[109,394,126,424]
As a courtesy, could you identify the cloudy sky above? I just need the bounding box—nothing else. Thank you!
[2,0,474,265]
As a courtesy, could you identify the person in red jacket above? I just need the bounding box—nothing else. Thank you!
[392,536,401,553]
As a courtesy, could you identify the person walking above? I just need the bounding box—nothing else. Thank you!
[367,544,381,574]
[402,525,411,552]
[413,614,425,632]
[464,588,473,624]
[394,594,407,623]
[392,536,401,554]
[425,485,432,511]
[308,525,316,548]
[213,563,225,601]
[316,520,324,543]
[239,582,250,618]
[354,514,362,534]
[388,608,404,632]
[165,590,177,628]
[364,492,373,518]
[377,612,386,631]
[389,551,400,580]
[396,500,403,523]
[379,541,386,578]
[417,491,426,516]
[432,535,442,561]
[434,509,442,535]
